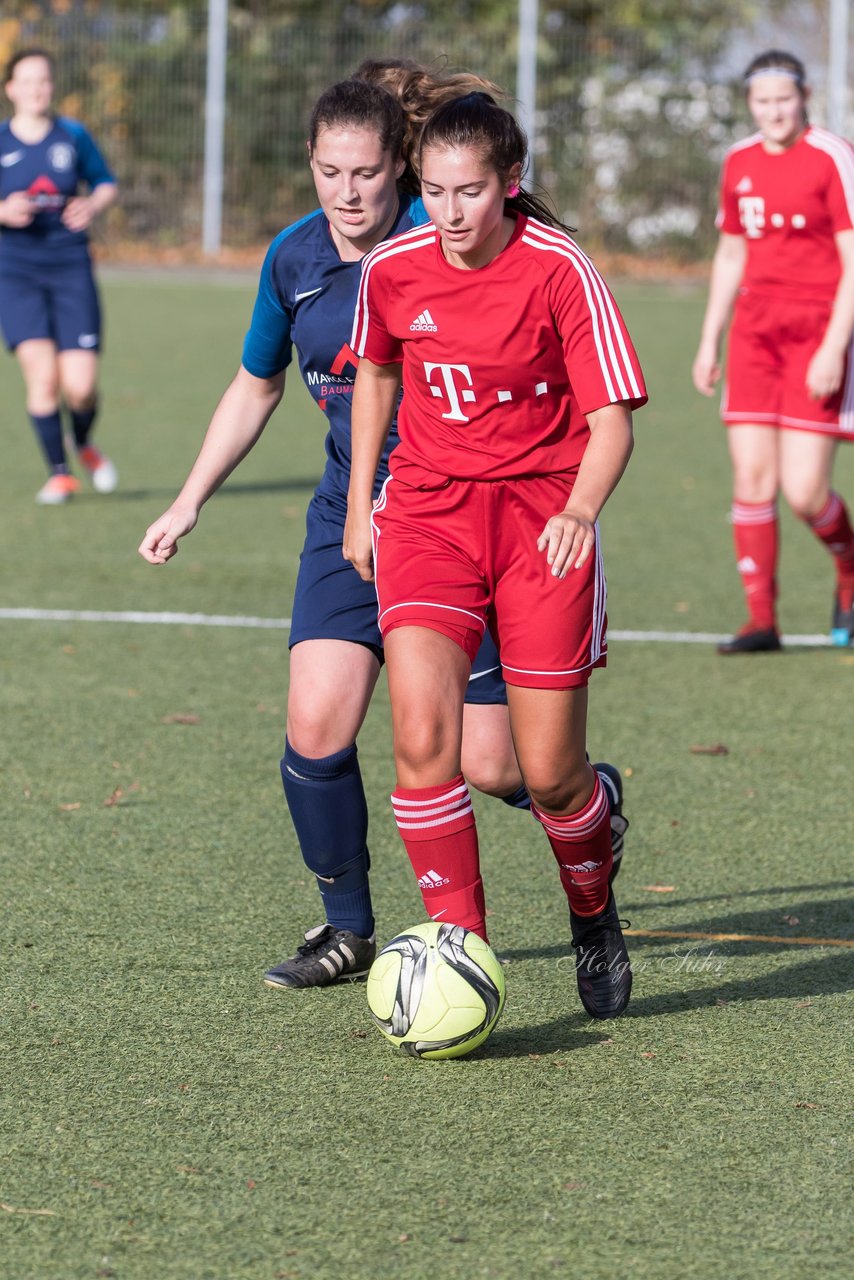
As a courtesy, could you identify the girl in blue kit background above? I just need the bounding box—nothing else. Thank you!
[0,48,118,504]
[139,63,628,989]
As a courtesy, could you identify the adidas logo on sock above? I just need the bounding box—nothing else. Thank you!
[736,556,759,574]
[410,308,438,332]
[417,868,450,888]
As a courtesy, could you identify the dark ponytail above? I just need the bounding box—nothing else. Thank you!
[419,92,572,234]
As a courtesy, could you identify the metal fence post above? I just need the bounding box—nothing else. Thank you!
[827,0,850,135]
[516,0,539,188]
[203,0,228,254]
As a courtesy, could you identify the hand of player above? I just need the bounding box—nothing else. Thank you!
[805,344,844,400]
[138,505,199,565]
[61,196,95,232]
[692,344,721,396]
[343,505,374,582]
[1,191,35,228]
[537,509,596,577]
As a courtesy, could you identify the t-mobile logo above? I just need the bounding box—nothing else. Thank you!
[738,195,765,238]
[423,362,477,422]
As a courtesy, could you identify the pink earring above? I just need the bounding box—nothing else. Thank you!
[507,183,520,198]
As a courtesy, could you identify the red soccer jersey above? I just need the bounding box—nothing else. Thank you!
[716,126,854,302]
[351,214,647,484]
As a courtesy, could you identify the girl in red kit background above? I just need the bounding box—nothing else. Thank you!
[693,50,854,653]
[345,93,646,1020]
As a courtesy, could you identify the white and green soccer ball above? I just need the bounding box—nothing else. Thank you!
[366,922,506,1060]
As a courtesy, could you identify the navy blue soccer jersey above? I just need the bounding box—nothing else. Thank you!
[0,116,115,262]
[242,193,428,502]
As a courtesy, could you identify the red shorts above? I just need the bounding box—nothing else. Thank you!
[722,290,854,438]
[371,471,607,690]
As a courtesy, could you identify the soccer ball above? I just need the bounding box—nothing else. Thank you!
[366,922,506,1060]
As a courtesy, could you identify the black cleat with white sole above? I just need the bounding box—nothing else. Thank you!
[263,924,376,990]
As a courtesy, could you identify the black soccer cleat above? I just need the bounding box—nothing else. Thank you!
[830,595,854,647]
[717,625,782,655]
[569,890,632,1019]
[593,761,629,883]
[263,924,376,990]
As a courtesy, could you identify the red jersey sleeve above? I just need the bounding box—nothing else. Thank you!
[822,140,854,233]
[547,248,647,414]
[351,254,403,366]
[715,151,742,235]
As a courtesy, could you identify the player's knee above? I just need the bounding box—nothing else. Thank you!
[525,762,591,815]
[286,704,347,758]
[393,710,456,775]
[465,756,523,798]
[784,486,828,523]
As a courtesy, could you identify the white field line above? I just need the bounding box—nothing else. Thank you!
[0,607,836,646]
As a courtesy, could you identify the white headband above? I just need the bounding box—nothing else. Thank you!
[745,67,804,86]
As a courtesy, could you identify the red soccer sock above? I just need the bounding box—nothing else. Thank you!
[804,492,854,610]
[391,774,488,941]
[731,500,779,630]
[532,773,613,918]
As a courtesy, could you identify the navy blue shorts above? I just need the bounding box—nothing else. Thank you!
[290,489,508,705]
[0,251,101,352]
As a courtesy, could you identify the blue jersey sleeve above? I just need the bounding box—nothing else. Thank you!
[59,118,116,188]
[241,231,295,378]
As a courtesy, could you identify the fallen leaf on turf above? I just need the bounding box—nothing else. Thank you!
[795,1001,812,1008]
[690,743,729,755]
[62,644,75,654]
[794,1101,819,1109]
[449,1236,467,1244]
[160,713,201,725]
[714,998,729,1007]
[0,1203,56,1215]
[641,1052,657,1059]
[624,767,634,776]
[781,915,800,926]
[90,1180,111,1189]
[398,1234,411,1243]
[528,1053,541,1060]
[246,1179,256,1190]
[177,1166,201,1175]
[598,1038,614,1046]
[350,1029,367,1039]
[563,1182,586,1191]
[641,884,676,893]
[58,802,81,811]
[103,788,124,807]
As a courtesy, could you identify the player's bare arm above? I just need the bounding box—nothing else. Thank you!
[692,233,747,395]
[537,403,634,577]
[344,357,402,582]
[138,364,284,564]
[806,229,854,400]
[62,181,118,232]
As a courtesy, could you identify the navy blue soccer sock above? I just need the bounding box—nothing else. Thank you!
[69,403,98,448]
[501,783,532,810]
[29,411,68,472]
[280,739,374,937]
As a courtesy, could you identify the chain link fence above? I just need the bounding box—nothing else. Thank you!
[1,8,850,260]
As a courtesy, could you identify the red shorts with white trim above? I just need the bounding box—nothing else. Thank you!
[722,291,854,438]
[371,472,607,690]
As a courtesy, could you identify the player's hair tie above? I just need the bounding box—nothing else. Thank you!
[744,67,804,86]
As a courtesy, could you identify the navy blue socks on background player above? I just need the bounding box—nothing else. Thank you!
[29,411,68,472]
[280,739,374,938]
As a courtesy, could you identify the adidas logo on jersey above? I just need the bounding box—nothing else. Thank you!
[410,308,438,332]
[417,868,450,888]
[735,176,753,194]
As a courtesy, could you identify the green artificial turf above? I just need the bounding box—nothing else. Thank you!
[0,277,851,1280]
